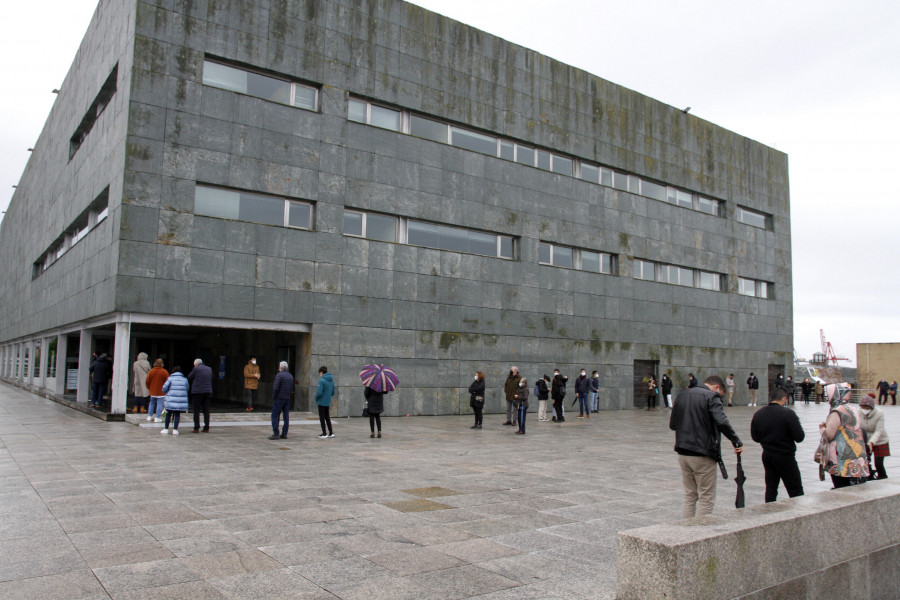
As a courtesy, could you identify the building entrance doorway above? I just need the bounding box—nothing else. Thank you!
[633,360,659,409]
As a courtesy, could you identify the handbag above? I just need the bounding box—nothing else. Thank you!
[362,401,370,417]
[471,395,484,409]
[813,433,829,480]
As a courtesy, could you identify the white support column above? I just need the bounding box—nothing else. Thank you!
[55,335,68,395]
[77,331,93,405]
[25,340,33,385]
[38,337,49,389]
[111,320,131,414]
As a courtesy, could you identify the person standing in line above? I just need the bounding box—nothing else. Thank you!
[687,373,698,388]
[800,377,814,405]
[132,352,151,413]
[774,373,785,390]
[725,374,735,407]
[515,377,529,434]
[243,356,260,412]
[669,375,743,519]
[575,369,590,419]
[145,359,169,423]
[536,375,550,421]
[315,365,335,439]
[814,379,824,404]
[890,381,898,405]
[365,385,386,438]
[819,383,869,488]
[859,394,890,480]
[469,371,486,429]
[589,370,600,413]
[503,366,521,427]
[876,378,890,405]
[160,366,189,435]
[646,376,658,411]
[784,377,795,405]
[269,361,293,440]
[747,372,760,406]
[551,369,568,422]
[661,373,674,409]
[88,353,112,408]
[188,358,213,433]
[750,387,805,502]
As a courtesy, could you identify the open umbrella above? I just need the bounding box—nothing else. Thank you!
[734,454,747,509]
[359,364,399,393]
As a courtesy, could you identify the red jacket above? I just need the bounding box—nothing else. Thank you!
[146,367,170,397]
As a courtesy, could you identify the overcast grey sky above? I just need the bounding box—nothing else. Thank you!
[2,0,898,366]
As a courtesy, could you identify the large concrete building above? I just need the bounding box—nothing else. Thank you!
[0,0,792,416]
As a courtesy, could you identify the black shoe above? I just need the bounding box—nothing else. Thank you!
[476,424,482,429]
[503,421,512,426]
[192,429,200,433]
[471,425,478,429]
[268,434,280,440]
[279,435,287,439]
[202,428,209,433]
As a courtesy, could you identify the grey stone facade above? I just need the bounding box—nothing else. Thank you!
[0,0,792,416]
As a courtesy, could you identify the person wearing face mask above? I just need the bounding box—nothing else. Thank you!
[551,369,568,422]
[243,356,261,412]
[750,387,805,502]
[536,375,551,421]
[503,366,521,426]
[469,371,486,429]
[574,369,590,419]
[859,393,890,480]
[514,377,530,434]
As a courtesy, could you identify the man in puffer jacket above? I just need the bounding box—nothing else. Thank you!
[269,361,294,440]
[161,367,189,435]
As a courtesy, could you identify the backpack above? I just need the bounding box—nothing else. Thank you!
[534,382,541,397]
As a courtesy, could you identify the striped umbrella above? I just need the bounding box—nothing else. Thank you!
[359,364,399,393]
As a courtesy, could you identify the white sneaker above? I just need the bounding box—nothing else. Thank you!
[318,433,328,439]
[327,433,335,438]
[161,429,169,435]
[154,418,162,423]
[146,415,152,422]
[172,430,179,435]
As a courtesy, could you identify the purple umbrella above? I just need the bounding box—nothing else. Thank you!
[359,364,399,393]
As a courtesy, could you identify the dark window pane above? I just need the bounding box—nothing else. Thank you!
[580,163,600,184]
[613,171,629,191]
[450,127,497,155]
[370,105,401,131]
[293,85,316,111]
[366,213,398,242]
[536,150,551,170]
[288,202,311,229]
[552,155,573,175]
[499,237,513,259]
[499,140,515,160]
[581,250,600,272]
[410,115,447,143]
[240,192,284,226]
[467,230,496,256]
[641,180,666,201]
[539,243,551,264]
[343,211,363,236]
[553,246,573,268]
[516,146,534,166]
[348,99,367,123]
[246,71,291,104]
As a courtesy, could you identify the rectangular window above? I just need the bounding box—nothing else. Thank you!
[536,149,552,171]
[698,271,722,291]
[202,59,317,111]
[580,163,600,184]
[370,104,402,131]
[348,98,367,123]
[516,146,535,166]
[542,243,614,273]
[499,140,515,161]
[668,188,693,209]
[551,155,573,175]
[70,64,118,160]
[408,220,512,258]
[539,242,552,264]
[633,259,655,281]
[499,237,514,259]
[581,250,613,274]
[365,213,398,242]
[410,115,448,143]
[194,185,312,229]
[343,210,363,236]
[737,206,770,229]
[450,126,497,155]
[662,265,693,287]
[738,277,757,297]
[698,196,720,216]
[640,180,667,202]
[738,277,773,298]
[600,168,613,187]
[613,171,629,191]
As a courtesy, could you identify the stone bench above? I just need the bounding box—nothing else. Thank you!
[616,480,900,600]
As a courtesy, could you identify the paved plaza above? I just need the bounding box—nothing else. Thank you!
[1,383,898,599]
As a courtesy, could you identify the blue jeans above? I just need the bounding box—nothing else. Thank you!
[272,398,290,436]
[578,392,589,415]
[589,391,598,411]
[91,382,107,406]
[148,396,165,419]
[517,403,527,433]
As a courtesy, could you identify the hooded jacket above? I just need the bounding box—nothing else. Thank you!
[132,353,151,396]
[162,372,190,412]
[89,355,112,384]
[315,372,335,407]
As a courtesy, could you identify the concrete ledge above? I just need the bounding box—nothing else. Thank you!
[617,480,900,600]
[0,378,124,421]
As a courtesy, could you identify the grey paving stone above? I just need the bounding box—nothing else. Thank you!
[0,569,108,600]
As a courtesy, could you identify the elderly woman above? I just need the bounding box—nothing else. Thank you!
[515,377,529,434]
[818,383,869,488]
[859,393,890,480]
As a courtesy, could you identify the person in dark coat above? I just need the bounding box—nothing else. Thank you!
[503,366,521,426]
[188,358,214,433]
[515,377,529,434]
[551,369,568,422]
[747,372,760,406]
[536,375,551,421]
[784,377,795,405]
[88,353,112,408]
[269,361,293,439]
[800,378,814,404]
[876,379,890,405]
[661,374,674,409]
[574,369,590,418]
[646,376,658,411]
[365,385,386,438]
[469,371,486,429]
[687,373,698,388]
[750,387,805,502]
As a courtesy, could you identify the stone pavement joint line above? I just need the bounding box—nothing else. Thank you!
[1,382,898,599]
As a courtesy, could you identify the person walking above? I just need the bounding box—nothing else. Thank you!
[800,377,814,405]
[145,359,169,423]
[890,381,898,405]
[514,377,529,434]
[364,385,386,438]
[750,387,805,502]
[188,358,213,433]
[160,366,189,435]
[503,366,521,426]
[669,375,743,518]
[589,370,600,413]
[876,379,890,405]
[243,356,260,412]
[536,375,550,421]
[269,361,293,439]
[131,352,151,413]
[315,366,335,438]
[661,374,674,409]
[574,369,590,418]
[747,372,759,406]
[469,371,486,429]
[819,383,869,488]
[725,374,735,407]
[551,369,568,422]
[814,380,824,405]
[646,376,658,411]
[859,394,890,480]
[88,353,112,408]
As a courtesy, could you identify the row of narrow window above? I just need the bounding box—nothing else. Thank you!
[33,188,109,279]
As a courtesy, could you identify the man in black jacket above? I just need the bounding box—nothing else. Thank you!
[670,375,743,518]
[747,372,760,407]
[750,387,805,502]
[88,353,112,408]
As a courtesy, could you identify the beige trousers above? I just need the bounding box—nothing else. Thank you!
[678,454,718,519]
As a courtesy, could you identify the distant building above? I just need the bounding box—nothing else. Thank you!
[0,0,792,415]
[857,343,899,391]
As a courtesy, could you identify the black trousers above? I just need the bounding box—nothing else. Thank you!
[762,451,804,502]
[192,393,210,431]
[318,404,332,435]
[473,405,483,426]
[369,414,381,432]
[877,390,888,404]
[552,399,564,421]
